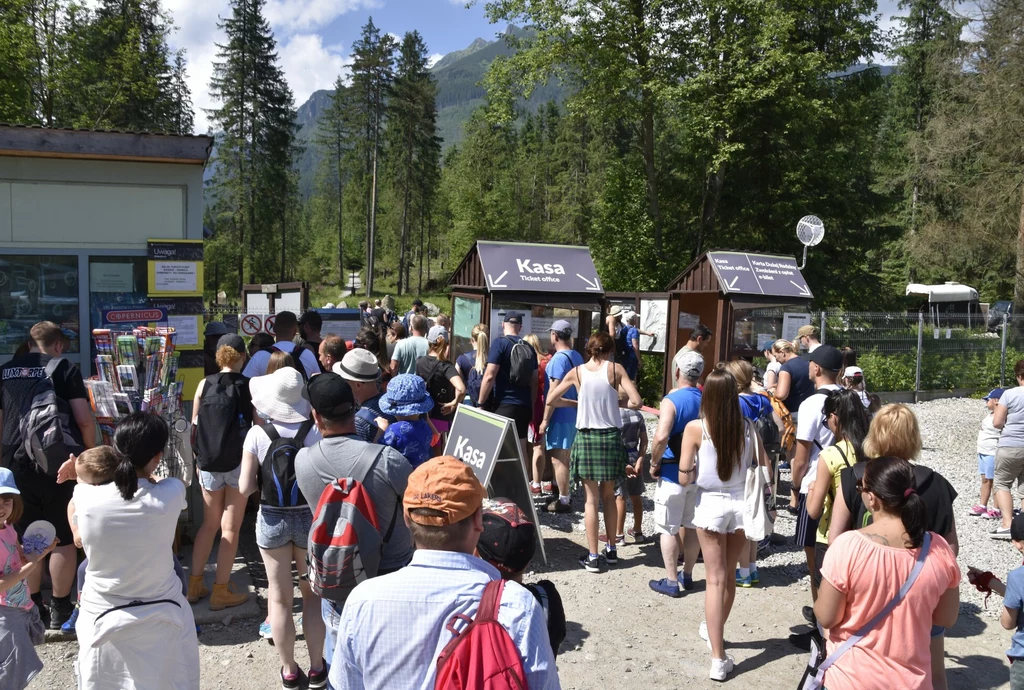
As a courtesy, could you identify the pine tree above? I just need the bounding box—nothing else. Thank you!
[313,76,354,287]
[388,31,438,295]
[167,50,193,134]
[208,0,298,286]
[348,18,396,297]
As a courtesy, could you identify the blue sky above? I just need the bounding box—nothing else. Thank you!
[168,0,901,133]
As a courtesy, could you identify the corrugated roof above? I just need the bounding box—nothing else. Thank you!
[0,122,212,140]
[0,123,213,164]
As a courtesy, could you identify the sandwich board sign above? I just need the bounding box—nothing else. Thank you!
[444,406,547,564]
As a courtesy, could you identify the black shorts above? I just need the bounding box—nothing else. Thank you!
[15,469,75,546]
[796,494,820,550]
[494,404,532,440]
[812,541,828,590]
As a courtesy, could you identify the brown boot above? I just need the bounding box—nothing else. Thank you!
[187,575,209,603]
[209,582,249,611]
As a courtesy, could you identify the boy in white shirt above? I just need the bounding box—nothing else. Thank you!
[971,388,1004,519]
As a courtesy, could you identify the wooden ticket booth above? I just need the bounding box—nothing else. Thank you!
[663,251,815,393]
[447,241,603,362]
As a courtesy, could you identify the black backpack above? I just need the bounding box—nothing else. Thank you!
[17,358,81,477]
[507,337,537,388]
[259,419,315,507]
[422,358,454,409]
[614,327,630,362]
[263,343,309,382]
[467,368,493,409]
[195,373,249,473]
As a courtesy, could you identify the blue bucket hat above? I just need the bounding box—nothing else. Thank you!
[985,388,1005,401]
[380,374,435,417]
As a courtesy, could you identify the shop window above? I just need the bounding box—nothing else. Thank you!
[88,256,148,372]
[0,255,80,355]
[452,296,482,362]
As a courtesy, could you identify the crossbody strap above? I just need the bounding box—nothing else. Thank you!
[43,357,64,378]
[819,532,932,674]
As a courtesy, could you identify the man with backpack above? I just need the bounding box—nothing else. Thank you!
[0,321,95,629]
[329,456,560,690]
[298,310,326,372]
[478,312,538,463]
[242,311,320,380]
[294,373,413,667]
[537,320,584,513]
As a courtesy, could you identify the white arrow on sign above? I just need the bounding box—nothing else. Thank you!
[577,274,602,291]
[488,271,508,288]
[790,281,811,297]
[727,277,740,290]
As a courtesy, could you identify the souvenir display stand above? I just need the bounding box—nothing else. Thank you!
[86,327,193,486]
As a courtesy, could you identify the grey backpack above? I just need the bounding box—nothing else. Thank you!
[18,358,81,478]
[306,444,399,603]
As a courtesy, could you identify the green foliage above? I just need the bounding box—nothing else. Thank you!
[637,353,664,407]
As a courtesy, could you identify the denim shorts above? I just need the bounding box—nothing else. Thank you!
[199,465,242,492]
[979,454,996,480]
[545,422,577,451]
[256,506,313,550]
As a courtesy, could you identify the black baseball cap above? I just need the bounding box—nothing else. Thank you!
[476,498,536,574]
[809,345,843,372]
[216,333,246,355]
[412,299,423,307]
[503,311,523,325]
[298,310,322,329]
[303,373,356,418]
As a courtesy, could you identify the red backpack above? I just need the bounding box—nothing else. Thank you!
[434,580,528,690]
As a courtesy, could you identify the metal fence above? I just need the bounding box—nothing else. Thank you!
[821,311,1024,395]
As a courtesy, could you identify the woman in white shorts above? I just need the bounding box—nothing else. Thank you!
[676,367,768,682]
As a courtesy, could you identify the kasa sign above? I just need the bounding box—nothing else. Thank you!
[476,241,604,294]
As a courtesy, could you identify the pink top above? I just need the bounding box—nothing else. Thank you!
[820,530,960,690]
[0,523,32,611]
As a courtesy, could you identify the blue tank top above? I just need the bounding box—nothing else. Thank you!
[660,387,702,483]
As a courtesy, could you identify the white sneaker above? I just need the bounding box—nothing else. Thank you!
[698,620,712,650]
[710,656,735,681]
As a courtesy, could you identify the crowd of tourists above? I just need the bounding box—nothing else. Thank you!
[0,309,1023,690]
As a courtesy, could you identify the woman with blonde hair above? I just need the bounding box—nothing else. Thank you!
[267,350,296,376]
[765,339,797,393]
[457,324,490,407]
[829,402,959,690]
[188,335,252,610]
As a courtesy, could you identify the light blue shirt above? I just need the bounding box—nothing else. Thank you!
[330,550,561,690]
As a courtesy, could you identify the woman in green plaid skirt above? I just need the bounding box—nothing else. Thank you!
[546,331,643,573]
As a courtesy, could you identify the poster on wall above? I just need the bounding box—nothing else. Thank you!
[530,314,579,345]
[90,263,136,292]
[147,297,204,349]
[454,297,482,339]
[639,299,668,353]
[490,308,533,341]
[782,313,812,343]
[678,312,700,330]
[147,240,204,297]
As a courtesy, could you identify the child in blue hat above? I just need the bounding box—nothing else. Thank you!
[0,467,54,689]
[379,374,437,468]
[972,388,1005,519]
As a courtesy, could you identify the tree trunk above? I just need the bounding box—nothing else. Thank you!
[1015,182,1024,315]
[280,209,286,281]
[418,204,425,294]
[696,158,727,258]
[367,139,379,298]
[337,150,344,288]
[641,101,661,254]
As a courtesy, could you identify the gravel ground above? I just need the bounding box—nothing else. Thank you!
[26,400,1017,689]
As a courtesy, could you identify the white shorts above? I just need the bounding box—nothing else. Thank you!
[653,479,697,536]
[692,489,746,534]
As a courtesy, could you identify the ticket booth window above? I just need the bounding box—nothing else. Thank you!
[0,255,80,355]
[452,295,483,361]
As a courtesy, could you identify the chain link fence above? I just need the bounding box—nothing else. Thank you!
[822,310,1024,395]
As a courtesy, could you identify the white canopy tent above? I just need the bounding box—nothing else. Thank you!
[906,282,980,328]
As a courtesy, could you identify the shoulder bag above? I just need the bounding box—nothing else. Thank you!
[797,531,933,690]
[744,419,775,541]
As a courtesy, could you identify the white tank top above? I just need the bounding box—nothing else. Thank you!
[696,419,754,492]
[575,361,621,430]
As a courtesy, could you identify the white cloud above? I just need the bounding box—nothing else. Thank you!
[427,53,444,68]
[279,33,353,105]
[163,0,371,132]
[265,0,379,33]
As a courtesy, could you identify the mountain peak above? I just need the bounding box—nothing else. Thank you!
[431,36,493,72]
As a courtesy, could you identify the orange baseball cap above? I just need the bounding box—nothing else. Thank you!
[404,456,487,526]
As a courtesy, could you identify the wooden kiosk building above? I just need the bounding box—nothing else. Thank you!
[447,240,605,360]
[664,250,815,391]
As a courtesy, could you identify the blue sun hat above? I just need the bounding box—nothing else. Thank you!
[0,468,20,496]
[380,373,435,417]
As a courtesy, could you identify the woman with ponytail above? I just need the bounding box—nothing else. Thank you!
[73,413,200,689]
[815,456,960,690]
[828,403,959,689]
